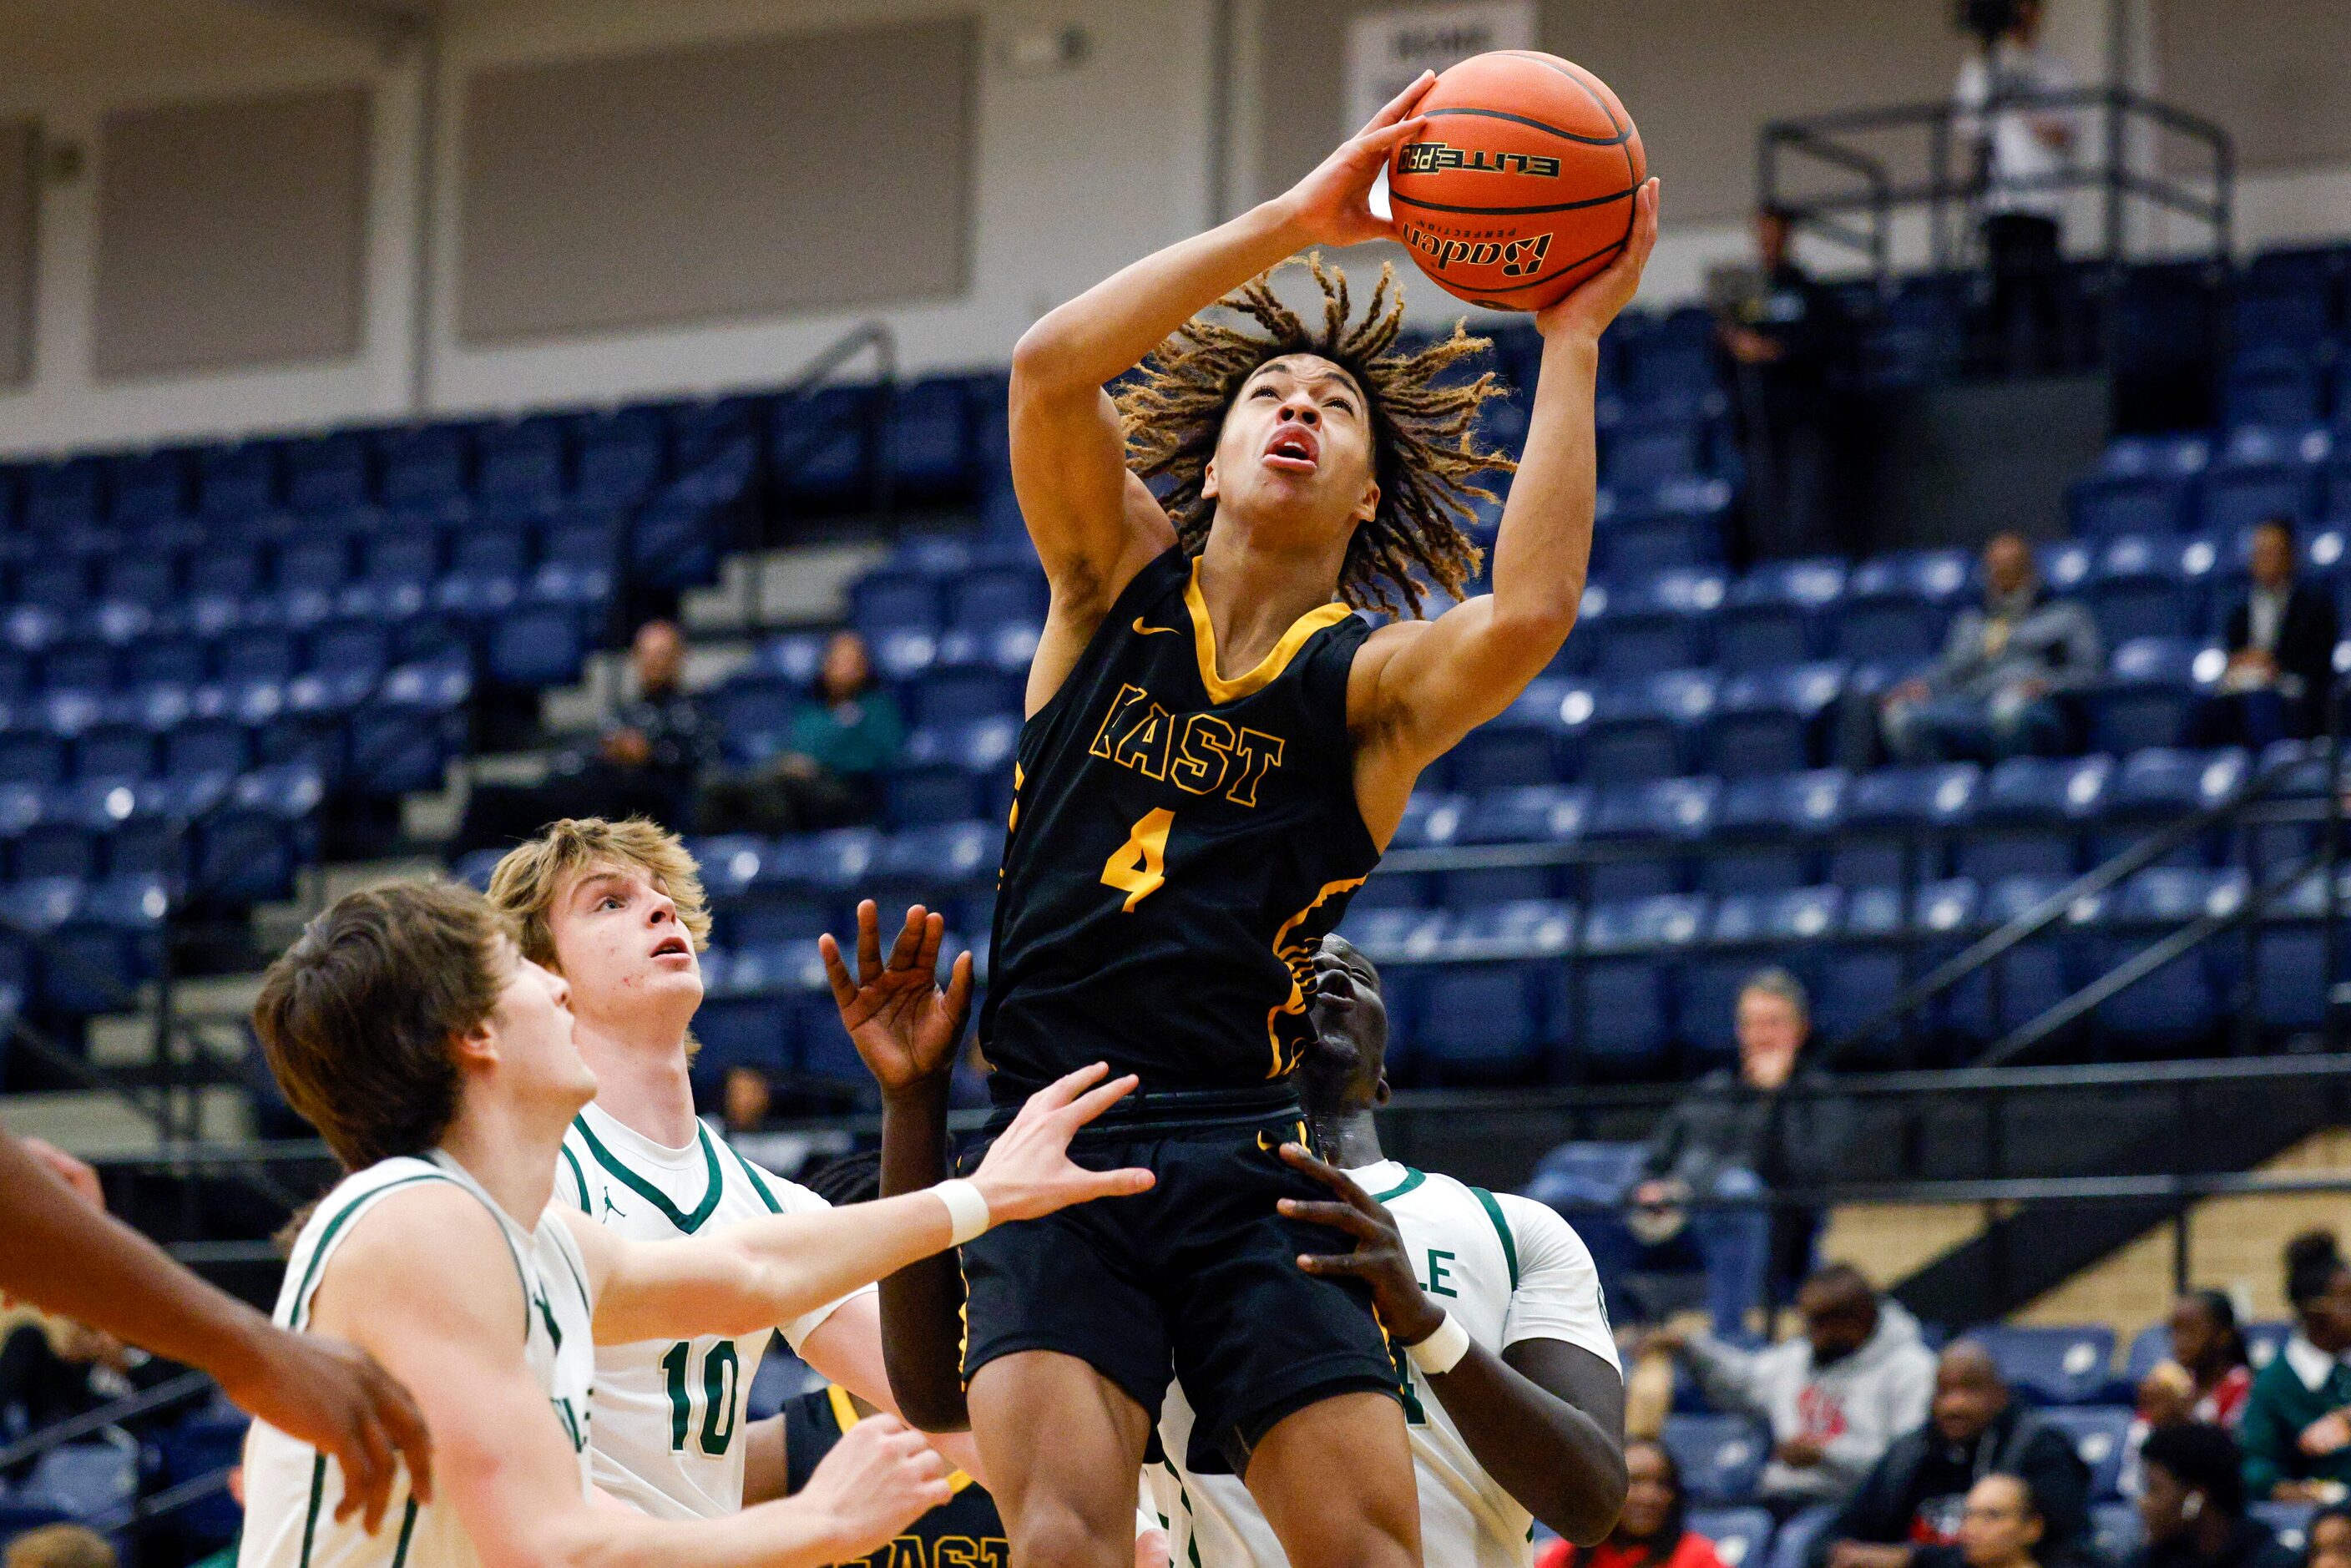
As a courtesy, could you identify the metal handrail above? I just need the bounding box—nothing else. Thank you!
[0,1368,214,1473]
[1761,83,2233,284]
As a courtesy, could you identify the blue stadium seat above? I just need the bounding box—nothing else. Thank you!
[776,385,882,509]
[947,565,1047,635]
[2252,869,2342,1034]
[852,570,942,639]
[2087,636,2211,753]
[1451,680,1575,792]
[476,417,568,503]
[487,599,593,688]
[1415,960,1549,1082]
[1661,1414,1769,1505]
[2091,1501,2142,1562]
[2201,424,2326,534]
[106,448,187,525]
[346,658,470,794]
[2252,1502,2318,1555]
[1703,662,1843,777]
[1605,416,1711,488]
[708,674,802,764]
[191,765,322,903]
[196,442,280,518]
[1832,764,1980,888]
[1575,670,1715,784]
[1585,776,1717,902]
[573,407,665,505]
[1944,876,2083,1043]
[23,458,103,533]
[2041,1405,2133,1500]
[284,432,372,512]
[2225,352,2325,429]
[1579,571,1722,677]
[1716,558,1843,667]
[1959,755,2108,883]
[1707,769,1844,893]
[1976,1323,2118,1404]
[2096,747,2248,866]
[378,425,472,505]
[2091,867,2245,1049]
[18,556,94,610]
[882,378,977,498]
[1575,893,1706,1078]
[670,395,764,474]
[2087,534,2213,646]
[18,1438,138,1520]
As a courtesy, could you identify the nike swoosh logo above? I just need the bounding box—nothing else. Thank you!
[1133,618,1181,636]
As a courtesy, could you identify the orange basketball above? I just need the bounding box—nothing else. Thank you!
[1388,51,1645,312]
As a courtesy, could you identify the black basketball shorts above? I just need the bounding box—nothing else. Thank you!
[957,1085,1401,1476]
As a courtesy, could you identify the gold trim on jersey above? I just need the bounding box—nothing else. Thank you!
[1182,557,1353,706]
[1263,875,1368,1077]
[826,1383,978,1495]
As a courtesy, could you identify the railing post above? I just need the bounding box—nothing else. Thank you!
[2328,674,2344,1052]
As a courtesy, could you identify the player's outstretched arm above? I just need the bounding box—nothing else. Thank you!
[820,900,978,1433]
[1350,180,1661,819]
[1279,1146,1629,1545]
[570,1064,1152,1348]
[0,1126,434,1535]
[316,1185,946,1568]
[1008,73,1435,645]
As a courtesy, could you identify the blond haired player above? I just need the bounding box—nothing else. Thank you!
[236,878,1147,1566]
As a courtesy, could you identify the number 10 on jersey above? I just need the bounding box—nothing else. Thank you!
[1101,808,1175,911]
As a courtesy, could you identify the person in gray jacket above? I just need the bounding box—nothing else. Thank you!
[1653,1265,1937,1568]
[1880,533,2101,764]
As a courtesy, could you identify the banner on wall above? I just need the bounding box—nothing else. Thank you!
[1342,0,1536,135]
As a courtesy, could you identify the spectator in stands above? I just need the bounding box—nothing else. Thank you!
[1534,1439,1729,1568]
[2197,518,2338,749]
[1880,533,2101,764]
[697,630,906,835]
[1953,0,2080,372]
[2303,1505,2351,1568]
[1560,969,1848,1333]
[1957,1474,2048,1568]
[1718,205,1841,561]
[1,1525,114,1568]
[2127,1292,2257,1498]
[454,618,716,853]
[0,1309,136,1469]
[1651,1263,1935,1536]
[1810,1340,2091,1568]
[2135,1424,2298,1568]
[2240,1232,2351,1502]
[720,1065,773,1138]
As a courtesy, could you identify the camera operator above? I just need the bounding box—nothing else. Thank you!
[1954,0,2080,373]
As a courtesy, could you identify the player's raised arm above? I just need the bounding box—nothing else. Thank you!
[569,1065,1152,1348]
[316,1184,945,1568]
[0,1126,434,1535]
[820,900,978,1433]
[1350,179,1660,809]
[1008,73,1436,632]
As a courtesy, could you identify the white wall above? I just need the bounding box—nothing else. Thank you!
[0,0,1215,456]
[4,0,2351,458]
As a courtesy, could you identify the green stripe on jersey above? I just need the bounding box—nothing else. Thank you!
[571,1116,726,1232]
[287,1173,450,1331]
[1368,1167,1426,1203]
[559,1143,590,1210]
[726,1143,783,1213]
[296,1454,326,1567]
[388,1496,420,1567]
[1471,1186,1519,1290]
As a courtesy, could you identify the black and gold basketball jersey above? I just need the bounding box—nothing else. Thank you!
[782,1385,1005,1565]
[979,547,1380,1096]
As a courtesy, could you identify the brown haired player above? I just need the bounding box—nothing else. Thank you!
[235,878,1147,1568]
[868,72,1659,1568]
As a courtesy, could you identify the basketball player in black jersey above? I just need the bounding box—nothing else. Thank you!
[844,73,1659,1568]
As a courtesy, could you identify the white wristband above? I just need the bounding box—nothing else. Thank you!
[1405,1312,1472,1376]
[934,1179,991,1246]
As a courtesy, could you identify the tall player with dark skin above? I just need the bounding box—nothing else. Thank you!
[828,68,1657,1567]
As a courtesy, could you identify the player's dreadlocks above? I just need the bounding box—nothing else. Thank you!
[1117,254,1516,620]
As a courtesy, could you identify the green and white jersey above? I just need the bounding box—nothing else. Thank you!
[240,1152,596,1568]
[1147,1161,1619,1568]
[555,1101,871,1520]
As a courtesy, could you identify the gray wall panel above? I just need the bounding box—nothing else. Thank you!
[0,119,33,387]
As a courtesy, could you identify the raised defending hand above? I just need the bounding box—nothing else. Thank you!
[796,1412,953,1561]
[1278,69,1435,249]
[820,901,975,1095]
[1535,176,1661,344]
[223,1332,436,1534]
[968,1064,1155,1222]
[1277,1143,1446,1347]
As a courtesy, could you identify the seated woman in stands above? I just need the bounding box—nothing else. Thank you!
[1537,1439,1729,1568]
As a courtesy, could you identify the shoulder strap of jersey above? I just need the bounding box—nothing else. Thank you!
[556,1135,592,1211]
[1469,1186,1520,1291]
[1026,546,1191,731]
[283,1161,468,1332]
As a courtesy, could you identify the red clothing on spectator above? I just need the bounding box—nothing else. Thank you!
[2198,1364,2252,1429]
[1540,1531,1732,1568]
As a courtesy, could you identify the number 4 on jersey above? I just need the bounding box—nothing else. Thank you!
[1101,807,1175,911]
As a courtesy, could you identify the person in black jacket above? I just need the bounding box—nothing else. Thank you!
[1812,1341,2091,1568]
[2132,1424,2298,1568]
[2199,518,2340,748]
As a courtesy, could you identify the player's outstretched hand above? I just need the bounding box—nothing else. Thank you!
[968,1063,1155,1222]
[220,1329,434,1534]
[796,1412,953,1561]
[820,900,974,1095]
[1277,1144,1447,1348]
[1535,176,1661,345]
[1279,69,1434,249]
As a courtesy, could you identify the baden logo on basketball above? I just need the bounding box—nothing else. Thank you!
[1399,224,1552,280]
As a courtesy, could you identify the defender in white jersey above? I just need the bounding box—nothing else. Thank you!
[240,878,1151,1568]
[487,819,987,1520]
[1147,935,1630,1567]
